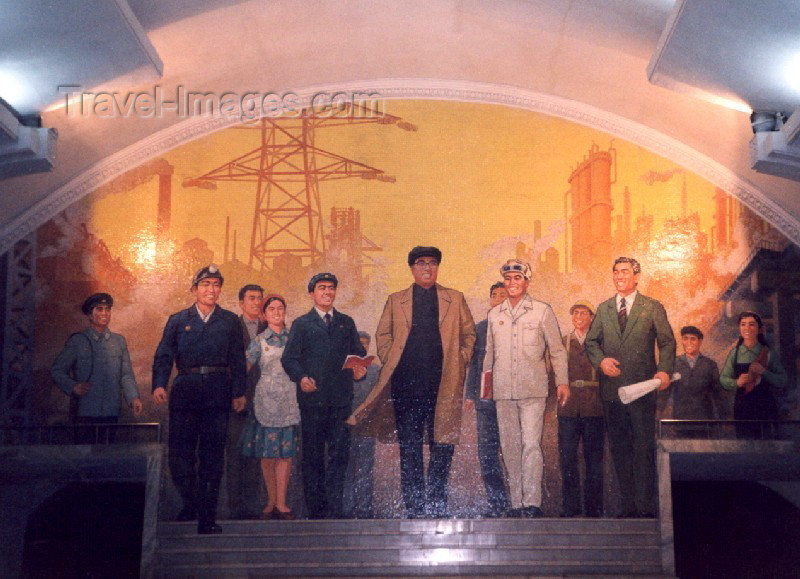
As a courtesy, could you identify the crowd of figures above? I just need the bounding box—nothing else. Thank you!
[51,249,790,534]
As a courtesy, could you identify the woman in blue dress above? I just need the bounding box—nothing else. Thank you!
[239,295,300,519]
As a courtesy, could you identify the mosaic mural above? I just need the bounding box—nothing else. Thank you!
[32,100,800,516]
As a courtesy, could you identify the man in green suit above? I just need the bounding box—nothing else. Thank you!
[585,257,675,518]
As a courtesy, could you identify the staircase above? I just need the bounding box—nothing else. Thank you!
[153,517,665,577]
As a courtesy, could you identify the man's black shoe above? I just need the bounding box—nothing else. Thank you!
[197,523,223,534]
[522,505,544,518]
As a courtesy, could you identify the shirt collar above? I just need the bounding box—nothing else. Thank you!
[572,329,587,345]
[195,304,216,323]
[314,306,335,320]
[616,290,638,310]
[264,325,288,337]
[503,294,531,315]
[263,325,289,342]
[413,283,437,295]
[739,342,763,355]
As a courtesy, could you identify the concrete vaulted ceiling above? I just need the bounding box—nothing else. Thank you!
[2,0,800,252]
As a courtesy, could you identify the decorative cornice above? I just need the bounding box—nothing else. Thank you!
[2,79,798,254]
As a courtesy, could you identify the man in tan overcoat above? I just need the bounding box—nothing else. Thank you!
[349,246,476,518]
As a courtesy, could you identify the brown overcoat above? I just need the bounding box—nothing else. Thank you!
[349,283,476,444]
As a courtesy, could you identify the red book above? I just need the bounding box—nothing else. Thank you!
[480,370,493,400]
[342,355,375,371]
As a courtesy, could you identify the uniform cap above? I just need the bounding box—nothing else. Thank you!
[570,300,595,315]
[307,272,338,293]
[82,292,113,315]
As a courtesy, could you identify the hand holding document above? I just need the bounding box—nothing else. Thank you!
[618,373,681,404]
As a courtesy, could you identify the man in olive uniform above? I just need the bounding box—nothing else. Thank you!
[152,265,246,534]
[558,300,604,518]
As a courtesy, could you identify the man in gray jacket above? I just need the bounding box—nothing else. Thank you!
[52,292,142,442]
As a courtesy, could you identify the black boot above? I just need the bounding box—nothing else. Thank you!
[197,481,222,534]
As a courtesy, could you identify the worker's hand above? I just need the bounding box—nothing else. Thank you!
[232,396,246,413]
[131,398,143,416]
[654,371,671,390]
[300,376,317,392]
[557,384,570,406]
[599,357,621,377]
[353,366,367,380]
[749,362,765,376]
[736,373,753,388]
[73,382,91,396]
[152,387,168,405]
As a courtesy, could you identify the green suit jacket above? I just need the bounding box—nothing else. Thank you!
[585,293,676,402]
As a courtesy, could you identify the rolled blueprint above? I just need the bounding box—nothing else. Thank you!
[618,373,681,405]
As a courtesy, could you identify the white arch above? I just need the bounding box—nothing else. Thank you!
[2,79,798,254]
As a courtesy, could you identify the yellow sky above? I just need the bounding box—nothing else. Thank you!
[88,100,718,292]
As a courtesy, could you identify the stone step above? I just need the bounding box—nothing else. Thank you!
[160,530,658,550]
[158,544,660,565]
[155,561,666,577]
[158,517,659,536]
[154,518,664,577]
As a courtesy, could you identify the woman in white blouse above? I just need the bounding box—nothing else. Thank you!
[238,295,300,520]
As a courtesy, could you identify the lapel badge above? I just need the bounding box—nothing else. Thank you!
[499,320,504,325]
[185,325,191,331]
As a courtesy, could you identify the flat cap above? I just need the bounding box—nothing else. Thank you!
[407,246,442,266]
[680,325,704,339]
[82,292,113,315]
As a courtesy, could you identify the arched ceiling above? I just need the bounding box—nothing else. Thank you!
[3,0,800,250]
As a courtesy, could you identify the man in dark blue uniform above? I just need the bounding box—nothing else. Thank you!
[281,272,366,518]
[152,264,246,534]
[465,281,510,517]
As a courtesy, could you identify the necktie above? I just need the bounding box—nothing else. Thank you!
[324,313,332,329]
[618,298,627,333]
